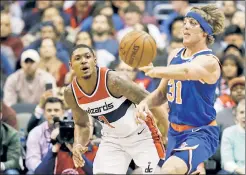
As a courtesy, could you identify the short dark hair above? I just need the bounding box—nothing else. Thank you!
[43,97,64,109]
[92,3,111,17]
[71,44,95,59]
[75,31,94,47]
[169,16,184,35]
[40,21,58,36]
[224,25,243,37]
[223,44,243,56]
[123,3,142,15]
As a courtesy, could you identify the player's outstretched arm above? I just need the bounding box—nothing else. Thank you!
[64,85,91,168]
[141,56,220,84]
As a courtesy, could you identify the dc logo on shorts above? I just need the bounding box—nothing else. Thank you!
[145,162,153,173]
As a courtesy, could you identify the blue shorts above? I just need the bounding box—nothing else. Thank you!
[164,124,220,174]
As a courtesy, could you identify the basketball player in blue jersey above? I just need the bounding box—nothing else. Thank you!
[137,4,225,174]
[63,44,167,174]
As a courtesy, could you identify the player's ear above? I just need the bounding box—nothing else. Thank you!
[69,61,72,68]
[92,49,97,64]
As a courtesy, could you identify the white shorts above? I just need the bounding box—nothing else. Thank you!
[93,121,165,174]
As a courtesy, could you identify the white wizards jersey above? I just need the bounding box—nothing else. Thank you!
[71,67,140,137]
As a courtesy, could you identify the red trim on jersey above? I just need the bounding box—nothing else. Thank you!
[72,67,110,104]
[145,115,165,159]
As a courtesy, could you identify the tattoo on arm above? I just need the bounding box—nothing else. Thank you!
[107,71,149,104]
[64,86,91,146]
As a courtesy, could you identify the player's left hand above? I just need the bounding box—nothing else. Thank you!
[139,66,166,78]
[72,144,88,168]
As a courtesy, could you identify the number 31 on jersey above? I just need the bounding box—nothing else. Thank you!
[167,79,183,104]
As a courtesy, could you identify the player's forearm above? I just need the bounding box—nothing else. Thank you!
[143,89,166,109]
[159,63,210,81]
[74,124,90,147]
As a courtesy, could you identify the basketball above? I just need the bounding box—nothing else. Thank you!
[119,30,157,68]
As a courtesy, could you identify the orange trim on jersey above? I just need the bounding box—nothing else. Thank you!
[171,120,217,132]
[145,115,165,159]
[72,67,110,104]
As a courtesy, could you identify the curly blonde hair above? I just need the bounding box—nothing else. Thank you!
[190,4,225,45]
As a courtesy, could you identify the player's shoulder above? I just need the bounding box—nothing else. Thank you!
[64,84,73,95]
[107,70,130,82]
[167,48,184,65]
[194,54,221,68]
[64,84,78,108]
[107,70,132,97]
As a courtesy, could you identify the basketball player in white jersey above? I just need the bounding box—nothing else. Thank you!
[64,44,167,174]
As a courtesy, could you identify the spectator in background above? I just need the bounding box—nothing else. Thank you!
[38,38,68,87]
[75,31,116,67]
[110,0,130,19]
[159,0,191,41]
[221,1,237,28]
[1,12,24,67]
[24,21,70,69]
[223,25,245,53]
[117,4,165,50]
[1,2,24,36]
[65,1,91,28]
[223,44,244,59]
[42,7,60,23]
[51,15,74,51]
[219,99,245,175]
[27,7,63,36]
[23,1,50,32]
[131,0,157,25]
[26,97,65,174]
[91,14,119,59]
[27,87,72,134]
[3,49,56,106]
[231,11,245,33]
[0,122,21,174]
[169,16,184,42]
[216,77,245,133]
[34,124,97,175]
[216,54,243,97]
[80,2,124,32]
[50,0,70,26]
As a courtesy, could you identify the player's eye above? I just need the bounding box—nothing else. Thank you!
[86,55,91,59]
[75,56,80,60]
[191,21,197,26]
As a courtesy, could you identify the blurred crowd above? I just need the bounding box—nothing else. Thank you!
[0,0,245,174]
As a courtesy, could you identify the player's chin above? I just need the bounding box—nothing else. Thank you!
[82,74,92,80]
[183,40,192,47]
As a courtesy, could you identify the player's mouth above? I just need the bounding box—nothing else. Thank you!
[184,32,190,36]
[81,66,90,72]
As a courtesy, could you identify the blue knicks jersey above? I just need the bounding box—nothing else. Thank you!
[167,48,219,126]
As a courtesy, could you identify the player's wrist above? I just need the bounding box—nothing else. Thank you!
[73,144,88,153]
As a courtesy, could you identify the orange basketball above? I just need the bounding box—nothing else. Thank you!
[119,30,157,68]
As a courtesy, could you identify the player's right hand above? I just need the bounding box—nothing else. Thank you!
[136,102,153,123]
[72,144,88,168]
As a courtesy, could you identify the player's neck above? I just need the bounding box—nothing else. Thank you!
[185,43,209,57]
[76,70,98,95]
